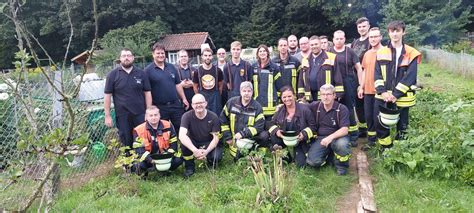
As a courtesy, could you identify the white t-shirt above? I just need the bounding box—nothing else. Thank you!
[395,46,402,77]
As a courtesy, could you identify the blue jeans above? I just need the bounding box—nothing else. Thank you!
[306,136,351,169]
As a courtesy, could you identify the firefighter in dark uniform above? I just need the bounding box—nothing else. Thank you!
[193,48,224,115]
[252,44,280,145]
[144,43,189,134]
[269,86,316,167]
[374,20,421,148]
[298,35,344,103]
[131,106,183,175]
[223,41,254,99]
[272,38,301,97]
[104,48,152,148]
[307,84,351,175]
[220,81,265,160]
[330,30,364,147]
[175,49,196,110]
[351,17,371,138]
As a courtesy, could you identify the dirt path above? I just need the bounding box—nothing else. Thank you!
[336,138,377,213]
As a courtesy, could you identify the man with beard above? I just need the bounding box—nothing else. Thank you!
[351,17,371,138]
[104,48,152,148]
[272,38,301,95]
[288,35,300,55]
[223,41,253,99]
[145,43,189,134]
[298,36,344,102]
[193,48,224,115]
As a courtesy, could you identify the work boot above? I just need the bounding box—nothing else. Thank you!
[358,130,367,138]
[184,169,195,178]
[336,167,348,176]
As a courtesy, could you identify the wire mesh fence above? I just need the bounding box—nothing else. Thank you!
[0,67,120,211]
[420,47,474,79]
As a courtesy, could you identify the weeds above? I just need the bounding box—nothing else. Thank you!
[249,148,292,209]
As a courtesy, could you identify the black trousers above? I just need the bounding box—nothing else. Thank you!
[182,142,223,171]
[157,101,185,135]
[115,112,145,148]
[364,94,376,143]
[374,99,410,147]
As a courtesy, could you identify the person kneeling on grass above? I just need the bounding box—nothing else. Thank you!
[179,94,223,178]
[220,81,266,161]
[131,105,183,176]
[306,84,351,175]
[268,86,316,168]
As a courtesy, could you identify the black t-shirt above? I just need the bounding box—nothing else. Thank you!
[330,47,359,77]
[193,65,223,93]
[351,38,370,62]
[310,101,350,136]
[181,110,220,144]
[104,66,151,116]
[144,62,181,105]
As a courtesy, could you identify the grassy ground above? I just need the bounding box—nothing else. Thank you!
[52,154,354,212]
[370,63,474,212]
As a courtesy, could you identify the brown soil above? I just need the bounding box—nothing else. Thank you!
[336,139,364,213]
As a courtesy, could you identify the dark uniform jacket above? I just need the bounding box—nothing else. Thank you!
[220,96,265,142]
[252,61,280,116]
[268,102,316,143]
[297,51,344,101]
[374,43,421,108]
[272,54,301,96]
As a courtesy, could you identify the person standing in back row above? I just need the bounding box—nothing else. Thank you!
[144,43,189,134]
[223,41,253,99]
[104,48,152,149]
[330,30,363,147]
[176,49,196,110]
[193,48,224,115]
[351,17,371,138]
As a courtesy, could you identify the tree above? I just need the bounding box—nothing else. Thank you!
[95,16,170,66]
[233,1,286,47]
[380,0,472,47]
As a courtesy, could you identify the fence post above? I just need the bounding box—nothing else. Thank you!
[51,70,63,129]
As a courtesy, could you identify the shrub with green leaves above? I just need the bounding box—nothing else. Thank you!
[381,89,474,185]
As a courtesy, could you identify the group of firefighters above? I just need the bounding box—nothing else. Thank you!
[104,18,421,177]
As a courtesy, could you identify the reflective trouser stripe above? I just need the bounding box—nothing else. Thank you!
[367,131,376,136]
[349,125,358,132]
[335,153,351,162]
[183,155,194,160]
[140,151,150,162]
[378,136,392,146]
[229,145,237,157]
[358,122,367,128]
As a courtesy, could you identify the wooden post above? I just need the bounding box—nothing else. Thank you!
[357,152,377,212]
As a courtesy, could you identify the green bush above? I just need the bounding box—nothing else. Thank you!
[443,40,474,55]
[381,89,474,185]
